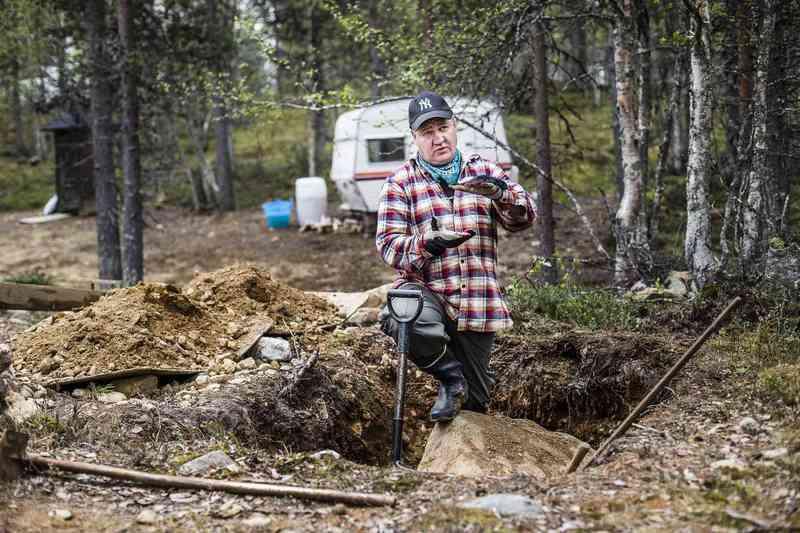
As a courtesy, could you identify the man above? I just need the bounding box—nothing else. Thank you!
[376,91,536,422]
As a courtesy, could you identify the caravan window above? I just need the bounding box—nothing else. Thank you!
[367,138,405,163]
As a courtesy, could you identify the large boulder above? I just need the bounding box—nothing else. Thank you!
[418,411,589,480]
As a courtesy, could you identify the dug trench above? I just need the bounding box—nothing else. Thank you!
[6,266,685,473]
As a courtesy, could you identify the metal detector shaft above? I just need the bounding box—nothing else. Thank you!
[386,288,424,466]
[392,323,411,464]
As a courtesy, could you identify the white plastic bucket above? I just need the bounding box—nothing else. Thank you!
[295,176,327,226]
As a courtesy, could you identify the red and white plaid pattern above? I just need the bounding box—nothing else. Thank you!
[376,155,536,332]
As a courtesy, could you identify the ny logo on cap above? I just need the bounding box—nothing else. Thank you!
[417,98,432,110]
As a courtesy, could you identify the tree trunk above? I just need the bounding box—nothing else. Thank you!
[685,1,715,288]
[740,1,777,270]
[307,1,326,177]
[567,17,589,90]
[10,60,27,158]
[87,0,122,281]
[613,0,645,285]
[607,39,624,200]
[118,0,143,285]
[533,17,556,284]
[636,0,652,239]
[368,1,386,99]
[210,0,236,211]
[651,52,685,244]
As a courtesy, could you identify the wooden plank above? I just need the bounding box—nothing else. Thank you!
[47,367,203,390]
[236,318,275,360]
[0,282,104,311]
[18,213,73,225]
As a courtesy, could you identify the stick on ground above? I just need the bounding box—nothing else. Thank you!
[22,455,395,507]
[580,296,742,471]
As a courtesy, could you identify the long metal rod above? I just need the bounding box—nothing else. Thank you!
[24,455,395,507]
[580,296,742,471]
[392,324,410,465]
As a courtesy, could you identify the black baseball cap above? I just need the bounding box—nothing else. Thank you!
[408,91,453,130]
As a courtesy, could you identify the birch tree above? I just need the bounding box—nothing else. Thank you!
[740,1,777,268]
[684,0,715,287]
[612,0,646,284]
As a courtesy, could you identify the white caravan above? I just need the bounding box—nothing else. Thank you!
[330,97,518,214]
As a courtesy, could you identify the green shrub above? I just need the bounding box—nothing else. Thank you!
[758,364,800,406]
[4,270,52,285]
[507,260,641,330]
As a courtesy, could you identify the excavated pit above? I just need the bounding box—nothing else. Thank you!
[10,265,687,466]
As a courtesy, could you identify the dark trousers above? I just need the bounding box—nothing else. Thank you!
[380,282,496,410]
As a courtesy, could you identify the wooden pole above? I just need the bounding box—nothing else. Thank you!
[580,296,742,470]
[24,455,395,507]
[0,282,103,311]
[565,443,591,474]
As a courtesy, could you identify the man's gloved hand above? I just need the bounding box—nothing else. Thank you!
[452,175,508,200]
[422,228,475,256]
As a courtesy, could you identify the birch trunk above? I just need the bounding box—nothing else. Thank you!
[533,17,556,284]
[613,0,644,285]
[87,0,122,281]
[636,0,652,241]
[740,2,777,269]
[118,0,143,285]
[684,1,715,288]
[607,39,624,199]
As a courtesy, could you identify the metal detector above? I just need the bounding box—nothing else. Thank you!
[386,288,424,467]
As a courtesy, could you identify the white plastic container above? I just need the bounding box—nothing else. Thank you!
[295,176,327,226]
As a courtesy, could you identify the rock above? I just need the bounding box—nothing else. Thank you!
[418,411,589,480]
[242,513,272,528]
[221,359,237,374]
[252,337,292,362]
[109,375,158,396]
[311,450,341,461]
[178,450,240,476]
[460,494,544,517]
[711,458,748,472]
[237,357,256,370]
[627,287,677,301]
[49,509,73,521]
[213,501,244,519]
[169,492,197,503]
[195,374,209,386]
[347,307,381,326]
[364,284,392,308]
[6,391,40,423]
[97,391,127,404]
[0,343,11,373]
[71,388,90,399]
[762,448,788,460]
[136,509,158,524]
[737,417,760,435]
[665,271,691,296]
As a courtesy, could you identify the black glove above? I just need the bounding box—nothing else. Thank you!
[422,228,475,256]
[452,175,509,200]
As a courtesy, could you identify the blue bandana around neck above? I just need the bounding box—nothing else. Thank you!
[417,149,462,186]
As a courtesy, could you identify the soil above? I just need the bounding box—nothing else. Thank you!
[12,267,339,383]
[0,202,611,291]
[2,206,799,531]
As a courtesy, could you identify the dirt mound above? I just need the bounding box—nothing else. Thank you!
[184,265,337,327]
[491,330,685,442]
[12,266,340,382]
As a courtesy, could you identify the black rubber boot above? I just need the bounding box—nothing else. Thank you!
[428,353,467,422]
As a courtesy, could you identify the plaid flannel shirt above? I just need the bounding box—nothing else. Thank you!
[376,154,536,332]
